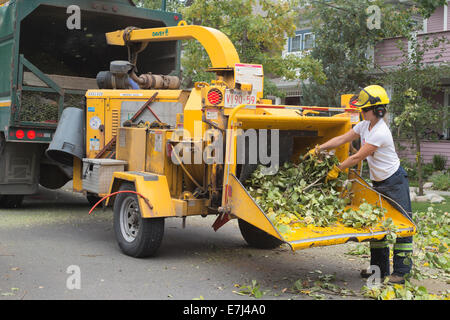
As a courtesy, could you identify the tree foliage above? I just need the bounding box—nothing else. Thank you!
[295,0,449,194]
[132,0,185,11]
[383,33,450,195]
[414,0,449,18]
[299,0,420,107]
[136,0,326,97]
[384,34,449,131]
[180,0,326,96]
[133,0,447,100]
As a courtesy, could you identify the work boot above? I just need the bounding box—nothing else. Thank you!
[387,273,405,284]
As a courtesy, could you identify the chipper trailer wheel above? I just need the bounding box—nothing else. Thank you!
[113,183,164,258]
[238,219,283,249]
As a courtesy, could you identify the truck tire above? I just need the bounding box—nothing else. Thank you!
[113,183,164,258]
[238,219,283,249]
[0,195,24,208]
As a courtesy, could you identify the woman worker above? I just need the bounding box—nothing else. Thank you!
[308,85,413,284]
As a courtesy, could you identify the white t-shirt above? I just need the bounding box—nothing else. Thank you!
[352,119,400,182]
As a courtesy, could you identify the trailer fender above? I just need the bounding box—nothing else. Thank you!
[107,171,175,218]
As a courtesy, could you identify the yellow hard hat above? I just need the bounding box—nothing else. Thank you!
[350,85,390,112]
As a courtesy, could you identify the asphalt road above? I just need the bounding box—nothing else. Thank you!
[0,186,446,300]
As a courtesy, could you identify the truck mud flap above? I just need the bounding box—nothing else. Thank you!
[227,172,416,251]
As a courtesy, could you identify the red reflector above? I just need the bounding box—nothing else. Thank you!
[207,89,223,105]
[174,15,179,21]
[15,130,25,139]
[27,130,36,140]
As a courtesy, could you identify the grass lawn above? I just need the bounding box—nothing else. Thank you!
[411,196,450,213]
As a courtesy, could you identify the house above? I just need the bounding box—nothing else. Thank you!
[273,27,314,105]
[275,1,450,167]
[271,15,314,106]
[374,2,450,166]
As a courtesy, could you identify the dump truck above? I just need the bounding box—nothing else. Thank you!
[0,0,181,207]
[41,21,417,258]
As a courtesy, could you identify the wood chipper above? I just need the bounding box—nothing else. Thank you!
[46,21,416,258]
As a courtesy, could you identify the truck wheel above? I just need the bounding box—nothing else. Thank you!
[238,219,283,249]
[113,183,164,258]
[0,195,24,208]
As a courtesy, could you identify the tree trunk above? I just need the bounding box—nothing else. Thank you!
[414,129,424,196]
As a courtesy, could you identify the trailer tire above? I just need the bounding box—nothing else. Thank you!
[0,195,24,208]
[113,183,164,258]
[238,219,283,249]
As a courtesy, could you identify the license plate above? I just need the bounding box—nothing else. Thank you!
[224,90,257,108]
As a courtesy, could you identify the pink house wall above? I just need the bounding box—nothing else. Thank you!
[375,31,450,66]
[396,139,450,168]
[374,38,406,67]
[420,31,450,63]
[365,6,450,168]
[375,4,450,66]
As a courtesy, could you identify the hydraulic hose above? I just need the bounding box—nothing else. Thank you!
[88,190,153,215]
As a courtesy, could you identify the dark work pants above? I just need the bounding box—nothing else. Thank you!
[370,166,413,277]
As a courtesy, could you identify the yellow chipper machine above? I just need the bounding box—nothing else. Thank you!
[46,21,416,257]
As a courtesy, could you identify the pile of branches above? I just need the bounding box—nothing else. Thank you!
[245,151,386,235]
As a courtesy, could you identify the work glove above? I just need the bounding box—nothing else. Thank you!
[326,164,341,182]
[306,145,321,159]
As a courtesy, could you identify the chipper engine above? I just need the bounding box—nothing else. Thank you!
[46,21,416,258]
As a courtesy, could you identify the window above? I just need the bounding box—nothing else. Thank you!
[409,15,424,33]
[289,29,315,52]
[290,34,302,52]
[303,33,315,50]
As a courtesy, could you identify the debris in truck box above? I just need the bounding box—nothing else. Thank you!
[20,92,59,122]
[64,94,85,109]
[19,92,84,123]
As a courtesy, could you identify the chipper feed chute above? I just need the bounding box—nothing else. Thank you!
[223,106,416,251]
[227,172,416,251]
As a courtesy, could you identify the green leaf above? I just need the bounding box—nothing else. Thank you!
[294,279,304,291]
